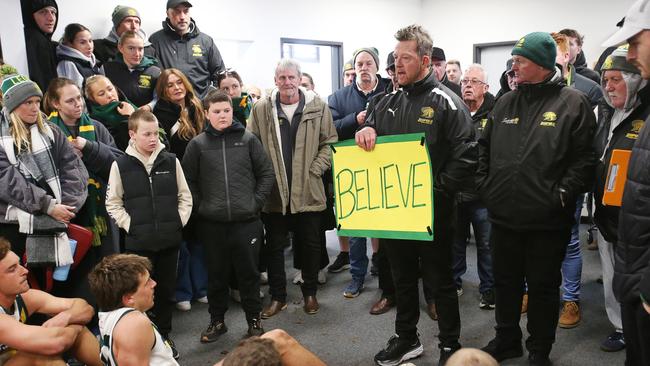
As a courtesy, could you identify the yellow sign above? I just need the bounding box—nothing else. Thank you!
[331,133,433,241]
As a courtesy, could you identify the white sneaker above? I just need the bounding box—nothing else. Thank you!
[260,271,268,285]
[230,289,241,303]
[292,271,304,285]
[175,301,191,311]
[318,269,327,284]
[197,296,208,304]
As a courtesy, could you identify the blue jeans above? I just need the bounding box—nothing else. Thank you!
[561,194,584,302]
[349,237,368,281]
[452,201,494,294]
[175,240,208,302]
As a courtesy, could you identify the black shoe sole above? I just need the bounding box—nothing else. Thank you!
[482,347,523,362]
[328,264,350,273]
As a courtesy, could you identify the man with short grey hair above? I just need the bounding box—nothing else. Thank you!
[149,0,225,98]
[248,59,337,318]
[93,5,156,63]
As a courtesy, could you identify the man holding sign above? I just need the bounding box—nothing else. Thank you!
[356,24,476,366]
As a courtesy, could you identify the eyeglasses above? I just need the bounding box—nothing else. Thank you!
[460,78,486,86]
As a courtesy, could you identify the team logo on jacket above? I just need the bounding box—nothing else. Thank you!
[540,111,557,127]
[192,44,203,57]
[501,117,519,125]
[418,106,434,125]
[479,118,488,131]
[626,120,645,139]
[138,75,151,89]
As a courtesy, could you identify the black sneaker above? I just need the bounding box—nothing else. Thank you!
[374,334,423,366]
[600,331,625,352]
[163,335,180,360]
[528,352,551,366]
[247,318,265,337]
[438,346,459,366]
[479,289,496,310]
[370,252,379,276]
[200,319,228,343]
[328,252,350,273]
[481,337,523,362]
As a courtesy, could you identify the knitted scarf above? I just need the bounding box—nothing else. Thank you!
[89,100,136,132]
[0,110,72,266]
[49,111,107,246]
[232,92,252,126]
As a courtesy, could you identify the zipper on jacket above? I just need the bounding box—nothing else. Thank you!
[222,137,232,221]
[149,173,159,231]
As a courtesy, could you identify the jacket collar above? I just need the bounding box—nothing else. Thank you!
[517,66,564,93]
[162,18,198,40]
[126,139,165,167]
[205,119,245,136]
[401,70,438,97]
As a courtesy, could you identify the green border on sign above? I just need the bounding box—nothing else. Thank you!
[330,133,434,241]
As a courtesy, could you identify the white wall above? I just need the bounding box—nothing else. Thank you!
[420,0,637,77]
[1,0,638,93]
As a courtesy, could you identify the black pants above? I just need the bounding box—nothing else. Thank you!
[199,219,263,321]
[127,245,179,337]
[621,299,650,366]
[383,195,460,347]
[491,224,570,354]
[262,212,321,301]
[377,240,395,299]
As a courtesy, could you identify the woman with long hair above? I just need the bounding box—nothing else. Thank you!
[85,75,136,151]
[0,74,87,273]
[56,23,103,88]
[154,68,204,160]
[154,68,206,312]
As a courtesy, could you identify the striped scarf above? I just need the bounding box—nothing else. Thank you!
[49,112,107,246]
[0,110,72,266]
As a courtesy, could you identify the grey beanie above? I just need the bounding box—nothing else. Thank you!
[353,47,380,69]
[1,74,43,113]
[601,44,640,74]
[112,5,141,29]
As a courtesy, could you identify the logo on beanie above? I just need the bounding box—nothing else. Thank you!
[540,111,557,127]
[127,8,137,16]
[603,56,614,70]
[515,37,525,48]
[1,74,30,95]
[627,120,645,139]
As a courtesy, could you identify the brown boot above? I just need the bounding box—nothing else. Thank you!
[521,294,528,314]
[558,301,581,328]
[303,295,319,314]
[369,297,394,315]
[261,300,287,319]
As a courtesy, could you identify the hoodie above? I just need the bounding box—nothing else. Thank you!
[56,43,104,88]
[21,0,59,92]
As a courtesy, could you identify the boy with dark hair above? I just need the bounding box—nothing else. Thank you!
[182,90,274,343]
[88,253,178,366]
[105,109,192,358]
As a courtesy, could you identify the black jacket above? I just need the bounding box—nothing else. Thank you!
[615,105,650,303]
[328,76,390,140]
[93,32,157,64]
[21,0,59,92]
[593,84,650,243]
[441,73,462,97]
[458,93,495,203]
[574,51,600,84]
[116,151,182,251]
[477,69,596,231]
[182,121,274,222]
[569,65,603,107]
[496,70,513,101]
[104,58,161,108]
[366,71,477,197]
[153,99,198,160]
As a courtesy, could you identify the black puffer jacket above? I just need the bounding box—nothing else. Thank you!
[477,69,596,231]
[594,83,650,243]
[366,71,477,196]
[21,0,59,92]
[615,107,650,303]
[182,120,274,222]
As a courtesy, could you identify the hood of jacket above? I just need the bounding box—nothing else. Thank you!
[56,43,99,67]
[21,0,59,38]
[473,92,495,121]
[601,71,648,111]
[161,17,199,40]
[104,27,151,47]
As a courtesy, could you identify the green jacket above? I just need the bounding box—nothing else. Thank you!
[248,88,337,214]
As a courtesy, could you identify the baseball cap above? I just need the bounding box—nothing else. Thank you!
[603,0,650,46]
[167,0,192,9]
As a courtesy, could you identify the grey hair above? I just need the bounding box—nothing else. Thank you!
[394,24,433,60]
[275,59,302,77]
[466,63,488,82]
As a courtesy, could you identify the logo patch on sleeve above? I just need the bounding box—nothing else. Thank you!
[626,119,645,139]
[417,106,434,125]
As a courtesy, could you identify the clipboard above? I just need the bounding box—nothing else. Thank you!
[603,149,632,207]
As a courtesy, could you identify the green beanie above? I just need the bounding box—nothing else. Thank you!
[601,44,640,74]
[1,74,42,113]
[511,32,557,71]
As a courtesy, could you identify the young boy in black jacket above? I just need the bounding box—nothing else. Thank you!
[182,90,274,343]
